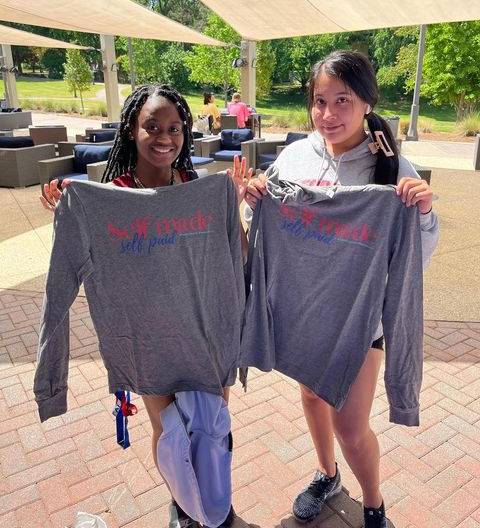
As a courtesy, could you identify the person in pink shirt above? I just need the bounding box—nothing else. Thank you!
[227,92,251,128]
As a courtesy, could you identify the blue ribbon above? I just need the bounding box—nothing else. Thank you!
[114,390,131,449]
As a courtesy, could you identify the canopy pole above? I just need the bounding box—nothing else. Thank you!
[406,24,427,141]
[100,34,121,122]
[1,44,19,108]
[127,38,136,92]
[240,40,256,108]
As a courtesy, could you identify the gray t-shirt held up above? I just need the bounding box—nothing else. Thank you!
[241,172,424,426]
[34,175,245,422]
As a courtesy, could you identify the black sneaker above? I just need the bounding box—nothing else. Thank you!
[364,501,387,528]
[168,500,201,528]
[293,465,342,523]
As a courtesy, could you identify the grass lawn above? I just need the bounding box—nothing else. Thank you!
[5,79,460,133]
[0,77,102,99]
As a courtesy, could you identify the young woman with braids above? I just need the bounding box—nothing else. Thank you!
[242,51,439,528]
[40,84,250,528]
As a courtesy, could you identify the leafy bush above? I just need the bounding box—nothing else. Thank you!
[457,112,480,136]
[19,98,80,114]
[270,111,310,131]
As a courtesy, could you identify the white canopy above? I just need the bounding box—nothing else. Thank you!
[200,0,480,40]
[0,23,89,48]
[0,0,226,46]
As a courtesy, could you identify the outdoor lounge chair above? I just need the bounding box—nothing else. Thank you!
[58,129,116,156]
[0,111,33,131]
[220,114,239,130]
[29,125,68,146]
[101,122,121,129]
[252,132,308,172]
[38,144,112,190]
[200,129,254,172]
[75,128,117,143]
[0,136,55,187]
[78,155,218,182]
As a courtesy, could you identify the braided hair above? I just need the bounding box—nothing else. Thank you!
[307,50,399,185]
[102,84,197,183]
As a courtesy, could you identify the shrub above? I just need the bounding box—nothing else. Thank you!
[270,111,310,131]
[418,117,434,133]
[457,112,480,136]
[400,118,410,136]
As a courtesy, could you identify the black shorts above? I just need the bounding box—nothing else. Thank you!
[371,336,384,350]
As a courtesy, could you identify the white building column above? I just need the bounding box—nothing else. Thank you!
[1,44,19,108]
[240,40,256,108]
[99,34,121,122]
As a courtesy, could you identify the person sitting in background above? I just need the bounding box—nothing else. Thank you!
[201,92,221,133]
[227,92,251,129]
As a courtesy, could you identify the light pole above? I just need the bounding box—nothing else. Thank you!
[406,24,427,141]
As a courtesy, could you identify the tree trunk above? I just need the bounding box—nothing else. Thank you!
[224,83,229,107]
[456,92,466,119]
[80,91,84,113]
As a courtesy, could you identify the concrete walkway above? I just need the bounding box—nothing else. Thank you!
[0,291,479,528]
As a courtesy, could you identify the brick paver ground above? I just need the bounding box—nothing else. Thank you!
[0,289,479,528]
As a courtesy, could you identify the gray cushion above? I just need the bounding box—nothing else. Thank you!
[0,136,34,149]
[73,145,112,173]
[213,150,241,162]
[220,129,253,150]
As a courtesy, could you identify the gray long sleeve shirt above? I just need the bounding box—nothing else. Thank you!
[241,172,424,426]
[34,174,245,422]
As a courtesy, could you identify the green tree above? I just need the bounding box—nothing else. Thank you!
[422,21,480,117]
[289,34,350,89]
[41,49,66,79]
[270,39,293,84]
[63,49,92,112]
[185,14,241,103]
[135,0,209,31]
[117,39,190,89]
[256,41,276,98]
[374,27,418,95]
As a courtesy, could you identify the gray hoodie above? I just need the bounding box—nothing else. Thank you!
[241,172,424,426]
[245,132,439,341]
[34,174,245,422]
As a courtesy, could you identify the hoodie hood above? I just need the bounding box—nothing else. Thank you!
[270,130,378,188]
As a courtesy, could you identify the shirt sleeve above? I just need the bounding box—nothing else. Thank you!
[382,203,424,426]
[34,186,93,422]
[397,155,440,268]
[225,176,246,306]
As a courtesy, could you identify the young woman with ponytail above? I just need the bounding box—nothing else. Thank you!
[243,50,439,528]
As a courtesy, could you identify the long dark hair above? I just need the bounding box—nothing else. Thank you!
[203,92,213,105]
[307,50,399,185]
[102,84,196,183]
